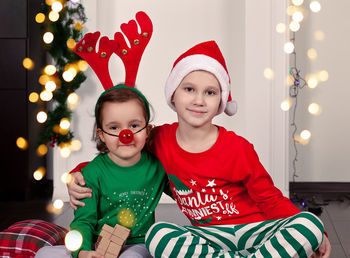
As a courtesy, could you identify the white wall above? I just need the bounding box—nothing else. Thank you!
[53,0,291,201]
[290,0,350,182]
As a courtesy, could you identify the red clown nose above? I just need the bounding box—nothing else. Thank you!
[119,129,134,144]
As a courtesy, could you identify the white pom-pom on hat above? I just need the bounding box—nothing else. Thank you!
[165,40,237,116]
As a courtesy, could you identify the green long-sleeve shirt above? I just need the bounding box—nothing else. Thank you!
[70,151,171,257]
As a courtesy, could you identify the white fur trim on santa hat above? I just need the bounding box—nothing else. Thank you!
[165,54,231,115]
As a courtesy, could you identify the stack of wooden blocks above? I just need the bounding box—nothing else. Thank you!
[96,224,131,258]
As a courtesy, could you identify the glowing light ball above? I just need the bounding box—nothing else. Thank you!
[308,103,321,115]
[74,22,83,31]
[37,111,48,123]
[289,21,300,32]
[281,100,291,111]
[35,13,45,23]
[52,1,63,12]
[53,199,64,209]
[60,147,71,158]
[29,92,39,103]
[16,137,28,150]
[67,93,80,110]
[45,0,55,6]
[37,144,48,156]
[40,90,53,101]
[117,208,136,228]
[63,70,74,82]
[307,48,317,60]
[61,172,73,184]
[300,130,311,140]
[284,42,295,54]
[33,167,46,181]
[77,60,88,71]
[39,74,50,85]
[43,32,54,44]
[276,23,286,33]
[263,68,274,80]
[48,11,59,22]
[292,0,304,6]
[318,70,329,82]
[65,230,83,252]
[23,58,34,70]
[44,65,56,75]
[70,139,82,151]
[307,77,318,89]
[292,11,304,23]
[60,118,71,130]
[45,81,56,92]
[67,38,76,49]
[314,30,325,41]
[310,1,321,13]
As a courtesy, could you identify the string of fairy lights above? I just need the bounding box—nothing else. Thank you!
[263,0,328,208]
[17,0,87,185]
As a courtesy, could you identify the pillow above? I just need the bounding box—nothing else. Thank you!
[0,219,68,258]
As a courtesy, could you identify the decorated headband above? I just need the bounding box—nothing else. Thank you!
[73,11,153,144]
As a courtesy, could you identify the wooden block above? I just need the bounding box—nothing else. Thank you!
[113,224,131,240]
[100,229,112,239]
[110,235,125,246]
[107,241,122,255]
[102,224,114,234]
[96,237,109,255]
[105,253,117,258]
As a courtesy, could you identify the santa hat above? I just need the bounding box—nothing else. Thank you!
[165,41,237,116]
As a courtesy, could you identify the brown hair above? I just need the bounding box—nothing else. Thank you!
[94,86,150,153]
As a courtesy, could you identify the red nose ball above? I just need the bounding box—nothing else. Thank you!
[119,129,134,144]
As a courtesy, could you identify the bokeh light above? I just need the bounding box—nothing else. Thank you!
[37,144,48,156]
[308,103,322,115]
[40,90,53,101]
[276,23,286,33]
[314,30,325,41]
[74,22,83,31]
[52,1,63,12]
[70,139,82,151]
[264,68,274,80]
[67,92,80,110]
[307,76,318,89]
[292,11,304,23]
[77,60,88,71]
[65,230,83,252]
[35,13,45,23]
[33,167,46,181]
[44,65,56,75]
[300,130,311,140]
[53,199,64,209]
[43,32,54,44]
[16,137,28,150]
[281,99,292,111]
[307,48,318,60]
[310,1,321,13]
[60,118,71,130]
[61,172,73,184]
[29,92,39,103]
[39,74,51,85]
[289,21,300,32]
[48,11,59,22]
[284,42,295,54]
[318,70,329,82]
[45,80,57,92]
[67,38,76,50]
[23,58,35,70]
[60,146,71,158]
[37,111,48,123]
[292,0,304,6]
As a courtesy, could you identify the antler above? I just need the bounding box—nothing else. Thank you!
[73,11,153,90]
[74,32,119,90]
[114,11,153,87]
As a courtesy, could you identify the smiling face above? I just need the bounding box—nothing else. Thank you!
[171,70,221,129]
[97,99,149,166]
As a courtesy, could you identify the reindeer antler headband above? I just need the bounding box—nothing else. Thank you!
[73,11,153,90]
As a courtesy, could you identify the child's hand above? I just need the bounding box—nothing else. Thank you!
[78,250,104,258]
[311,234,331,258]
[67,172,92,210]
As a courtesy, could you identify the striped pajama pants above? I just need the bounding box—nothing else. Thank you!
[145,212,324,258]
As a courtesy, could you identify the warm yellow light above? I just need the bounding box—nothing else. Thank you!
[67,38,76,50]
[35,13,45,23]
[39,74,51,85]
[61,172,73,184]
[48,11,59,22]
[45,81,57,92]
[29,92,39,103]
[284,42,295,54]
[65,230,83,252]
[60,146,71,158]
[310,1,321,12]
[276,23,286,33]
[67,93,80,110]
[53,124,60,134]
[117,208,136,228]
[307,76,318,88]
[37,111,48,123]
[23,58,34,70]
[77,60,88,71]
[40,90,53,101]
[307,48,318,60]
[33,167,46,181]
[53,199,64,209]
[314,30,325,41]
[292,11,304,23]
[308,103,322,115]
[43,32,54,44]
[289,21,300,32]
[45,0,55,6]
[281,99,292,111]
[16,137,28,150]
[292,0,304,6]
[52,1,63,12]
[300,130,311,140]
[71,0,80,3]
[74,22,83,31]
[286,5,298,16]
[286,75,294,86]
[295,134,310,145]
[60,118,71,130]
[37,144,48,156]
[44,65,56,75]
[63,70,74,82]
[70,140,82,151]
[318,70,329,82]
[263,68,274,80]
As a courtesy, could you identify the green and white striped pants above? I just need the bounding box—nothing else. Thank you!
[145,212,324,258]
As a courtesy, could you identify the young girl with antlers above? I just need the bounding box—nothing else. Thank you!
[66,12,330,258]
